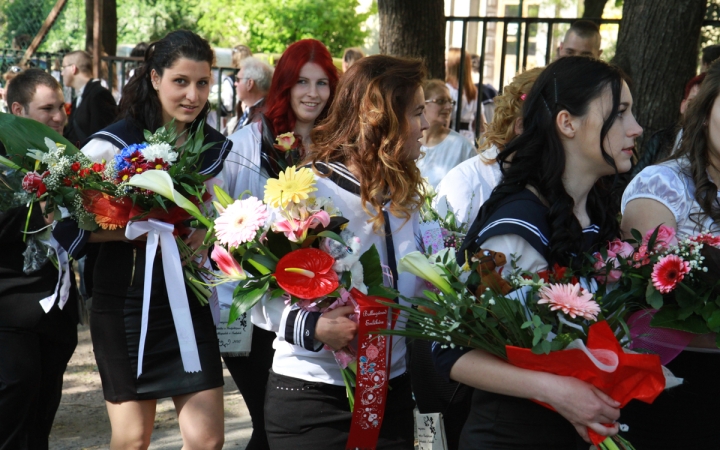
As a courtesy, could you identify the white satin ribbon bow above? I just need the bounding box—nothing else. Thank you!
[38,234,71,313]
[125,219,202,377]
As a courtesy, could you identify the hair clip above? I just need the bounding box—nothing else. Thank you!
[520,93,527,101]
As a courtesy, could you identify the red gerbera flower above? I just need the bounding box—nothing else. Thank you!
[123,150,145,164]
[275,248,339,299]
[651,254,690,294]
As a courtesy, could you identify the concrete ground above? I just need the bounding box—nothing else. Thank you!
[49,325,253,449]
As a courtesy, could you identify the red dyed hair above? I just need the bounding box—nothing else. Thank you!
[264,39,339,136]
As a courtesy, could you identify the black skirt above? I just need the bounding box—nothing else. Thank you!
[620,350,720,449]
[89,241,223,402]
[459,390,587,450]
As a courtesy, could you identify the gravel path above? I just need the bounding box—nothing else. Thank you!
[49,325,253,449]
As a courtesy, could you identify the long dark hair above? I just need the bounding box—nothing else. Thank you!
[674,61,720,229]
[119,30,215,131]
[479,56,627,266]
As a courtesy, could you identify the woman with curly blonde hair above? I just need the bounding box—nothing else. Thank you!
[258,54,427,449]
[435,67,543,226]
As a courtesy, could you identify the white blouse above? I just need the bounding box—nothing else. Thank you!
[433,145,502,229]
[622,158,720,237]
[417,129,477,188]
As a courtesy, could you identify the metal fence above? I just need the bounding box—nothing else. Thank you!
[446,15,720,140]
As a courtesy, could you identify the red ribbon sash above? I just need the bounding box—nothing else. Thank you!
[346,288,391,450]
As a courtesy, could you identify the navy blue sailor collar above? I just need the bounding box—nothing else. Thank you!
[90,119,232,177]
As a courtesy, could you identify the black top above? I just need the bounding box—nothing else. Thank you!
[64,79,118,148]
[53,119,231,259]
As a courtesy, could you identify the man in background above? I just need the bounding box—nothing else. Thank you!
[557,19,602,59]
[1,68,78,450]
[62,50,117,147]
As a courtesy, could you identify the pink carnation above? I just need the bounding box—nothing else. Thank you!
[214,197,268,247]
[537,283,600,321]
[651,254,690,294]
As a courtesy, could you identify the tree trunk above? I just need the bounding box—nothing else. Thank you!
[582,0,609,18]
[378,0,446,80]
[85,0,116,55]
[613,0,707,153]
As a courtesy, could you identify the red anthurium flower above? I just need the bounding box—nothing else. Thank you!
[275,248,339,299]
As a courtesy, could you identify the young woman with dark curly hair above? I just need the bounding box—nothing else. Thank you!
[434,56,642,449]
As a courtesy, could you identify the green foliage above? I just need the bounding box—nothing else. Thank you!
[0,0,84,52]
[117,0,200,46]
[194,0,374,56]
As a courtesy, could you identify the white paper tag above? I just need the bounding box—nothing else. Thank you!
[415,411,448,450]
[419,220,445,255]
[217,309,253,356]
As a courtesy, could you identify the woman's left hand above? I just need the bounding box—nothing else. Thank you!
[182,229,209,267]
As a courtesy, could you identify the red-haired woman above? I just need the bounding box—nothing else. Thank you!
[217,38,339,450]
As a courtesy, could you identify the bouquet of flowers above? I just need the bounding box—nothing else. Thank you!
[380,247,669,450]
[0,114,85,272]
[418,181,469,258]
[592,225,720,358]
[211,165,399,412]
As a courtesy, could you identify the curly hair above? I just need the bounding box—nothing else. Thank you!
[480,67,543,155]
[470,57,628,267]
[308,55,427,233]
[263,39,339,138]
[673,60,720,228]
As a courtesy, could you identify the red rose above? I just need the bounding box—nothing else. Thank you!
[63,178,72,186]
[92,162,105,172]
[79,168,92,177]
[22,172,45,194]
[71,162,81,172]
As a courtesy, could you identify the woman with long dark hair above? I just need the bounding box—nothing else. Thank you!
[53,30,230,449]
[620,60,720,449]
[433,56,642,449]
[217,38,339,450]
[253,54,427,449]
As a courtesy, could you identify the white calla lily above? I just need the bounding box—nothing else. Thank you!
[127,170,211,227]
[398,251,455,296]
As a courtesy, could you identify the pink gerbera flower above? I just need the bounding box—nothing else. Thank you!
[215,197,269,247]
[651,254,690,294]
[537,283,600,321]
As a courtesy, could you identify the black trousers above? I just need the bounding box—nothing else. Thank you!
[0,304,78,450]
[265,370,415,450]
[620,350,720,449]
[222,325,276,450]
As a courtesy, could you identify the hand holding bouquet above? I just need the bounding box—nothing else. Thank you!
[380,248,668,450]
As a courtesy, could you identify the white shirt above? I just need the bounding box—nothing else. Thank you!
[417,129,477,188]
[434,145,502,229]
[622,158,720,237]
[252,163,422,385]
